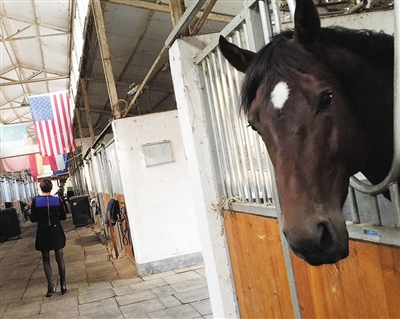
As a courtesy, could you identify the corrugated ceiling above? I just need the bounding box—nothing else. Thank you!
[1,0,241,143]
[0,0,72,138]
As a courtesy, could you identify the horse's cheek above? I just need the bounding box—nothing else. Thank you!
[259,125,279,160]
[328,126,340,159]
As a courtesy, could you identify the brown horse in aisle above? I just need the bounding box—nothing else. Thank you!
[219,0,394,265]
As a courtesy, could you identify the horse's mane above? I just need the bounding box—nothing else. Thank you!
[241,27,394,113]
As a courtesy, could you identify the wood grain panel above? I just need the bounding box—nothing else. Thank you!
[291,255,316,318]
[293,240,400,319]
[337,241,370,319]
[223,211,294,319]
[378,244,400,319]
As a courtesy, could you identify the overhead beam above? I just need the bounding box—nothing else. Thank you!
[122,0,206,117]
[0,32,70,42]
[190,0,218,35]
[78,107,111,114]
[165,0,207,48]
[105,0,233,23]
[84,77,174,93]
[0,75,69,86]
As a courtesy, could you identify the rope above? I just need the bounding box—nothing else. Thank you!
[212,196,241,236]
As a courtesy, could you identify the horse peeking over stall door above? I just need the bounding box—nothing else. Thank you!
[219,0,394,266]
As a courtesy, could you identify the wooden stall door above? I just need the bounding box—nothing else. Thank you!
[224,211,295,319]
[292,240,400,319]
[224,210,400,319]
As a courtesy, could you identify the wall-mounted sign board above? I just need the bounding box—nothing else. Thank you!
[143,141,174,167]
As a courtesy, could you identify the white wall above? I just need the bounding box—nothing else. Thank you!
[169,35,239,318]
[112,111,202,272]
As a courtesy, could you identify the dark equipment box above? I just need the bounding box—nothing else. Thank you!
[69,195,93,227]
[0,208,21,242]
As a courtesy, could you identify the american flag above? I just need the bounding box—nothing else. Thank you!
[28,91,76,156]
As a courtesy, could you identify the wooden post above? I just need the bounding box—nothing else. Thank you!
[169,0,187,30]
[91,0,121,119]
[80,79,96,143]
[74,107,84,140]
[190,0,217,35]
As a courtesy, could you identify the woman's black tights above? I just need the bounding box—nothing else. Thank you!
[41,249,66,284]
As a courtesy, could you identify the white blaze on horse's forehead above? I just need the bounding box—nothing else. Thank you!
[270,81,290,110]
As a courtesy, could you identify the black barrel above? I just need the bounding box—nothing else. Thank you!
[0,208,21,242]
[66,190,75,201]
[69,195,93,226]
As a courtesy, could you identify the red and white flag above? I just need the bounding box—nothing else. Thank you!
[28,91,77,156]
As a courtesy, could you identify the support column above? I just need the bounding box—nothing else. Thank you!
[74,107,84,140]
[169,35,239,318]
[80,79,96,143]
[91,0,121,119]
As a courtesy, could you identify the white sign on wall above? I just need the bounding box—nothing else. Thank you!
[143,141,174,167]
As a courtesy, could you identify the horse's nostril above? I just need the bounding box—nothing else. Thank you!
[318,221,335,251]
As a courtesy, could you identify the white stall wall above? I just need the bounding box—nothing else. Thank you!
[169,35,239,319]
[112,110,203,275]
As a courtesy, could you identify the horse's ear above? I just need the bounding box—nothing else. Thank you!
[219,36,256,73]
[293,0,321,46]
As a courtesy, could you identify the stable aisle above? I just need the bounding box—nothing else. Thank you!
[0,214,212,318]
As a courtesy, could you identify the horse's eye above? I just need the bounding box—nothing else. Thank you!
[318,91,333,110]
[248,120,259,132]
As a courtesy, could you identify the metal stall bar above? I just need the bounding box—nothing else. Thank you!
[258,0,273,43]
[389,183,400,226]
[211,52,242,198]
[270,0,282,33]
[200,62,229,197]
[222,39,253,201]
[212,52,241,198]
[193,0,279,206]
[347,186,360,224]
[287,0,296,21]
[240,23,263,203]
[217,50,246,200]
[203,58,233,198]
[251,119,270,203]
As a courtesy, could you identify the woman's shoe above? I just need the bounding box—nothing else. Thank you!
[60,278,67,294]
[46,283,55,297]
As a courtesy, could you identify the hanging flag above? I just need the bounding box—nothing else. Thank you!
[47,153,69,172]
[1,155,30,172]
[28,154,44,181]
[28,91,77,156]
[53,154,70,175]
[0,124,27,150]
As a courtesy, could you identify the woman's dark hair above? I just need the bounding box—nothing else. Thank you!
[40,179,53,193]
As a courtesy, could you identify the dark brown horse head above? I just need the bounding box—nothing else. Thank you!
[219,0,372,265]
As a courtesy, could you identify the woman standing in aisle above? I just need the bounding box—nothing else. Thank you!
[30,178,67,297]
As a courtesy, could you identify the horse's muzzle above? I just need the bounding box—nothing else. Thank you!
[292,244,349,266]
[283,219,349,266]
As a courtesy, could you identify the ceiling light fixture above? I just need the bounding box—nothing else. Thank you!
[21,97,30,107]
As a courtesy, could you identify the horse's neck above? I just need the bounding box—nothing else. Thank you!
[323,47,394,184]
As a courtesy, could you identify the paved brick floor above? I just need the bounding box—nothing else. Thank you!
[0,214,212,319]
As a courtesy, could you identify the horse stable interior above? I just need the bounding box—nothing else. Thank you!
[1,0,399,318]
